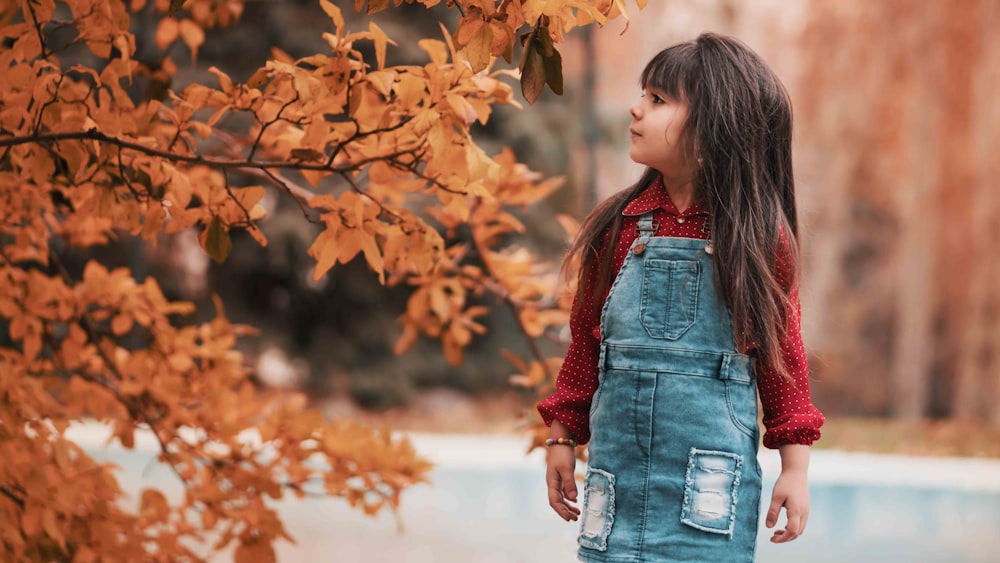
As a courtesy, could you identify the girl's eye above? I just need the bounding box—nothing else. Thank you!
[640,90,666,104]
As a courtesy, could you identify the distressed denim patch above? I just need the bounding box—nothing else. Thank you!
[578,467,616,551]
[680,448,743,537]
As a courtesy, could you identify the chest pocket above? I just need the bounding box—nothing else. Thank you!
[640,258,701,340]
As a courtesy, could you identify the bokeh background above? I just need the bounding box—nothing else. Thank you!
[87,0,1000,448]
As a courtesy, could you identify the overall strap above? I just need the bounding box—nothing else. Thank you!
[636,211,657,240]
[632,211,658,256]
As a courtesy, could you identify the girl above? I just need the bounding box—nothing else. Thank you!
[538,33,825,563]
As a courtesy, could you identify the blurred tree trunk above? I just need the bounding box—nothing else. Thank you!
[888,0,938,420]
[937,0,980,419]
[978,4,1000,425]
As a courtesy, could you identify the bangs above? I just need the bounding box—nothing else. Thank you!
[640,43,699,101]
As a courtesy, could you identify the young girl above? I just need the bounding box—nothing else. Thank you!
[538,33,825,562]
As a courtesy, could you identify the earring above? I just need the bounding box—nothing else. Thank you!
[697,156,704,167]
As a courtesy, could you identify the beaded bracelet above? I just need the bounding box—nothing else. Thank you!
[544,437,578,448]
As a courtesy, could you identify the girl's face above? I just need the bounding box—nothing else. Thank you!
[628,87,695,178]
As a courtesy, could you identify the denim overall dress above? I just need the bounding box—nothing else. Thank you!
[577,212,762,563]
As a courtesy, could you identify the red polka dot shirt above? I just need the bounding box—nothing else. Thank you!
[537,177,825,448]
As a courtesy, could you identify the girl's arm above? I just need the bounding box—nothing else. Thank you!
[766,444,811,543]
[760,231,820,543]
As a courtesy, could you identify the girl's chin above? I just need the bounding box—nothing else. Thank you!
[629,152,652,168]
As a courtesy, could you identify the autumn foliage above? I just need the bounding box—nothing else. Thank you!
[0,0,643,560]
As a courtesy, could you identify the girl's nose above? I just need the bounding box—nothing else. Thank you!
[629,101,641,119]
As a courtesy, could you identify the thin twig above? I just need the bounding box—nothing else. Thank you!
[338,171,404,224]
[254,167,320,223]
[248,93,299,162]
[23,0,51,59]
[221,169,254,228]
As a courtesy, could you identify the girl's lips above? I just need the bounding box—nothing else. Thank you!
[630,128,641,136]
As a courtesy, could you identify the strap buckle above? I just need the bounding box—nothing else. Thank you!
[635,220,659,236]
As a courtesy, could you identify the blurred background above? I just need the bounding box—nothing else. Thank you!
[95,0,1000,447]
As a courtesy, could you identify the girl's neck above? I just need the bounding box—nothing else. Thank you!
[659,174,698,214]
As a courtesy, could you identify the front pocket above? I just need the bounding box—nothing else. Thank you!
[726,380,759,440]
[577,468,616,551]
[680,448,742,537]
[640,259,701,340]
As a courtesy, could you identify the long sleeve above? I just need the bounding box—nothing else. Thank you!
[536,253,603,445]
[756,283,825,448]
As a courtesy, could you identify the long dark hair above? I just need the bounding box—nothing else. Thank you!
[566,33,800,381]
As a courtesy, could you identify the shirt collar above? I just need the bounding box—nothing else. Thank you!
[622,175,711,217]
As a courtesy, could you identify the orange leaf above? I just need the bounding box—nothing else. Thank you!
[358,232,384,284]
[140,489,170,523]
[308,227,339,281]
[365,0,389,14]
[319,0,344,31]
[155,18,180,50]
[368,22,395,70]
[418,39,448,66]
[234,540,276,563]
[442,331,463,366]
[208,66,234,94]
[245,67,269,89]
[111,314,133,336]
[393,323,418,356]
[202,215,231,264]
[179,19,205,63]
[489,21,514,63]
[42,509,66,551]
[454,17,485,48]
[465,22,493,73]
[201,508,218,529]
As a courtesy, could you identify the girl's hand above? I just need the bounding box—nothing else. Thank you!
[545,445,580,522]
[765,468,810,543]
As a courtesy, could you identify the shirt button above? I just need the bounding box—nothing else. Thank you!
[633,242,646,255]
[677,217,686,224]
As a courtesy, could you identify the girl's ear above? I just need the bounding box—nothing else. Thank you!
[691,138,704,168]
[681,121,700,164]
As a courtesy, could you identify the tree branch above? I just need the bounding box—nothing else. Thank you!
[0,485,25,510]
[0,129,420,174]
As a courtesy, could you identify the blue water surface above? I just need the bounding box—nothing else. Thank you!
[83,438,1000,563]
